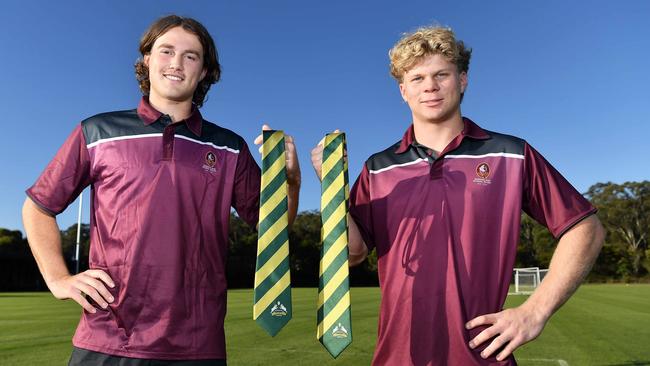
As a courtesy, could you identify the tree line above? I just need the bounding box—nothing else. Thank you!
[1,181,647,291]
[515,181,649,281]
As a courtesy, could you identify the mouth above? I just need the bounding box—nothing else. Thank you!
[163,74,184,82]
[421,98,443,106]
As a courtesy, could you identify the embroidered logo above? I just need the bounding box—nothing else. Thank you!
[473,162,492,185]
[332,323,349,338]
[476,162,490,178]
[202,151,217,173]
[206,152,216,167]
[270,301,288,317]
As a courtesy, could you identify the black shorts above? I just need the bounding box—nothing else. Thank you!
[68,347,227,366]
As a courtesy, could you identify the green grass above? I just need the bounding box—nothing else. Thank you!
[1,285,649,365]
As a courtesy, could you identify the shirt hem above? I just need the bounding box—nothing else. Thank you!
[72,340,226,360]
[553,207,598,239]
[25,190,58,216]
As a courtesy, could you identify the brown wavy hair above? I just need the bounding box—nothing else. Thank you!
[134,15,221,108]
[389,26,472,82]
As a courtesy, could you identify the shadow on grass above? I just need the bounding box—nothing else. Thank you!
[601,361,650,366]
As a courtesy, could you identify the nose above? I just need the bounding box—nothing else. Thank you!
[168,53,184,70]
[423,76,439,92]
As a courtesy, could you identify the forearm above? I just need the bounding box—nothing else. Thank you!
[22,197,69,285]
[522,214,605,321]
[286,180,300,228]
[348,214,368,266]
[466,215,604,361]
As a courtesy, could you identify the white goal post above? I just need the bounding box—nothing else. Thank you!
[512,267,549,294]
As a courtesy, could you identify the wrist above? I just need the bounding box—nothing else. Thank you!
[521,296,553,324]
[44,269,72,285]
[45,275,69,294]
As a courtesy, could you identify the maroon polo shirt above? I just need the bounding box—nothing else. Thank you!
[349,118,596,366]
[27,97,261,360]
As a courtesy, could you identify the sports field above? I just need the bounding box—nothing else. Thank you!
[1,285,648,365]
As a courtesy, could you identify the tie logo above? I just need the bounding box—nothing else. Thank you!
[203,151,217,173]
[332,323,349,339]
[270,301,288,317]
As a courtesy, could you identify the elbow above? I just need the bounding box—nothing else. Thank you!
[348,255,365,267]
[348,247,368,267]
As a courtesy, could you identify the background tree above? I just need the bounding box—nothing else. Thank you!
[227,213,258,288]
[516,215,559,274]
[586,181,649,278]
[4,180,648,291]
[288,211,321,286]
[60,223,90,273]
[0,228,42,290]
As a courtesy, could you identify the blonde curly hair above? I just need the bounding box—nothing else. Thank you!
[389,26,472,82]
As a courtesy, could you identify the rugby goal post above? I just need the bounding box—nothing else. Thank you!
[512,267,548,294]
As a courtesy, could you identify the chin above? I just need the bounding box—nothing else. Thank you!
[420,109,457,123]
[419,113,446,122]
[163,93,193,102]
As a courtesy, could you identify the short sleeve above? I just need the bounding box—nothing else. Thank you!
[231,140,261,228]
[522,142,597,238]
[26,125,92,216]
[349,163,375,251]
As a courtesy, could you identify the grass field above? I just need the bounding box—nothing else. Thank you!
[1,285,649,365]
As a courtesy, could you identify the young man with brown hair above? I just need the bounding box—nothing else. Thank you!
[23,15,300,365]
[312,26,604,365]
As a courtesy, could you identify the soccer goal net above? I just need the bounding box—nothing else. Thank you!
[511,267,548,295]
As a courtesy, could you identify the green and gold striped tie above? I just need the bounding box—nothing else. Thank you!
[317,132,352,357]
[254,130,291,336]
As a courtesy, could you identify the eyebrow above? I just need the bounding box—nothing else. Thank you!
[408,68,452,77]
[156,43,203,57]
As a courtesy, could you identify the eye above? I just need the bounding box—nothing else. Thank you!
[435,73,449,79]
[411,76,423,82]
[160,49,172,55]
[186,54,198,61]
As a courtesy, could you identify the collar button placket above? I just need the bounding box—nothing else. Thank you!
[162,123,175,161]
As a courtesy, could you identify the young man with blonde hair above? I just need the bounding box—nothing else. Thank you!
[23,15,300,365]
[312,26,604,365]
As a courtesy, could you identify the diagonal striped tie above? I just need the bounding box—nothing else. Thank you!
[254,130,292,337]
[317,132,352,357]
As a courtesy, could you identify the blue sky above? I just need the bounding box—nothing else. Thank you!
[1,0,649,232]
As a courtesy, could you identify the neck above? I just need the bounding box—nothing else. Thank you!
[148,94,193,122]
[412,113,464,155]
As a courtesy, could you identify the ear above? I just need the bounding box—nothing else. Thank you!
[459,72,468,94]
[143,54,150,67]
[399,82,408,103]
[200,67,207,82]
